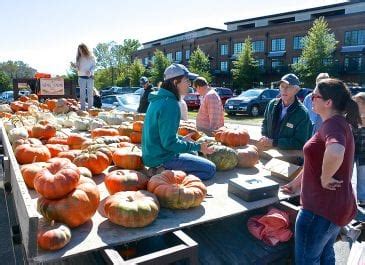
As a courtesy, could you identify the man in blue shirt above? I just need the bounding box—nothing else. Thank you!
[303,73,329,135]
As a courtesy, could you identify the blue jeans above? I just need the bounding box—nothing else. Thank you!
[356,158,365,202]
[78,77,94,110]
[162,153,216,180]
[295,209,341,265]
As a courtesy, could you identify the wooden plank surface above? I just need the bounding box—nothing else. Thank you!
[31,161,296,263]
[0,123,39,259]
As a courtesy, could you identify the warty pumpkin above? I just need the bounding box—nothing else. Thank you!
[37,176,100,228]
[104,190,159,228]
[147,170,207,209]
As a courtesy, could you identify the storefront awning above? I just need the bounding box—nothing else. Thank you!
[268,51,286,57]
[340,45,365,53]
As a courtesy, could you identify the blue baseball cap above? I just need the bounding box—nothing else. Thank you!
[164,63,198,81]
[139,76,149,85]
[279,73,300,87]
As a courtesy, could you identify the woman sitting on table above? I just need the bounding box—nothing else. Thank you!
[141,63,216,180]
[259,73,312,150]
[281,78,360,265]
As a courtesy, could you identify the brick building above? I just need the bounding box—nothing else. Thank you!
[132,1,365,87]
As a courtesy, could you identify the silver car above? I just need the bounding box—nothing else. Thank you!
[101,94,140,112]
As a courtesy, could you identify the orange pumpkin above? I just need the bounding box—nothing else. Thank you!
[46,144,70,157]
[12,138,42,151]
[91,128,119,139]
[104,190,159,228]
[85,144,113,164]
[218,128,250,147]
[147,170,207,209]
[178,126,202,141]
[77,167,93,178]
[45,99,58,111]
[47,137,68,145]
[105,170,149,195]
[94,135,131,145]
[236,145,259,168]
[112,147,143,170]
[29,94,39,101]
[57,149,82,162]
[20,162,49,189]
[19,95,29,102]
[67,133,88,149]
[132,121,144,132]
[33,159,80,199]
[0,112,12,118]
[88,108,103,117]
[15,144,51,165]
[10,101,25,112]
[73,151,110,175]
[37,219,71,251]
[133,113,145,121]
[130,132,142,144]
[32,123,57,140]
[37,176,100,228]
[118,124,134,137]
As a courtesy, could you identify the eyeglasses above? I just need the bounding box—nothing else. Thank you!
[311,94,323,101]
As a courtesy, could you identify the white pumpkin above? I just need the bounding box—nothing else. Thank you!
[3,121,16,133]
[8,127,28,143]
[0,104,12,113]
[74,118,90,131]
[89,118,107,130]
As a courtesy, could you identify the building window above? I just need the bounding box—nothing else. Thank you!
[220,61,228,72]
[253,40,264,53]
[271,58,283,69]
[175,51,182,62]
[151,55,156,64]
[257,58,265,69]
[185,50,190,60]
[344,56,364,72]
[166,53,173,62]
[271,38,286,51]
[322,58,332,66]
[293,36,304,50]
[233,42,244,55]
[292,57,299,64]
[220,44,228,56]
[344,30,365,46]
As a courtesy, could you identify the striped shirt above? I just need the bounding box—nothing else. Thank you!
[196,89,224,135]
[354,127,365,166]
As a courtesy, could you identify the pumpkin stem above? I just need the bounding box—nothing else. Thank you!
[127,195,134,202]
[51,220,55,227]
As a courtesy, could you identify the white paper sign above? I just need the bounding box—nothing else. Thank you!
[40,78,64,95]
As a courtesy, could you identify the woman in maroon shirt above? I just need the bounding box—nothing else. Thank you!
[281,78,361,265]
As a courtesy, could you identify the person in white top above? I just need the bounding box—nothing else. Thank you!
[75,43,96,110]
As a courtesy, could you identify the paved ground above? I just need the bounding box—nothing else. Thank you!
[188,111,264,126]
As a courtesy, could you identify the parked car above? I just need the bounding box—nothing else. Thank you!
[101,94,140,112]
[18,89,31,97]
[349,86,365,96]
[183,87,200,110]
[0,91,14,104]
[214,87,233,105]
[224,88,279,117]
[101,86,140,97]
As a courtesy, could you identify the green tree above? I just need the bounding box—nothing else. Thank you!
[0,70,11,91]
[188,47,212,83]
[94,68,114,89]
[93,42,117,85]
[292,17,338,87]
[128,59,146,86]
[150,50,170,84]
[231,37,259,91]
[120,39,141,65]
[0,60,37,79]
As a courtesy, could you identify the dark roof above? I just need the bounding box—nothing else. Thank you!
[142,27,225,45]
[224,1,353,25]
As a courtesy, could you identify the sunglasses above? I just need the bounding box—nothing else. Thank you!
[311,94,323,101]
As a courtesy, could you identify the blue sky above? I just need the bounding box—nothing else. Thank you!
[0,0,345,75]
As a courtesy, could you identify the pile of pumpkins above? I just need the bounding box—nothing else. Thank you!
[1,104,208,252]
[178,123,260,171]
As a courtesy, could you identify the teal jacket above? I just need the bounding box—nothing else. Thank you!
[261,97,312,150]
[142,88,201,167]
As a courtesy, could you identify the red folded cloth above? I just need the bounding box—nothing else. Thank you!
[247,207,293,246]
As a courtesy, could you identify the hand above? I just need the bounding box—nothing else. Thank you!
[280,180,301,195]
[259,137,273,148]
[200,142,214,155]
[182,132,195,142]
[86,70,91,76]
[321,177,343,190]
